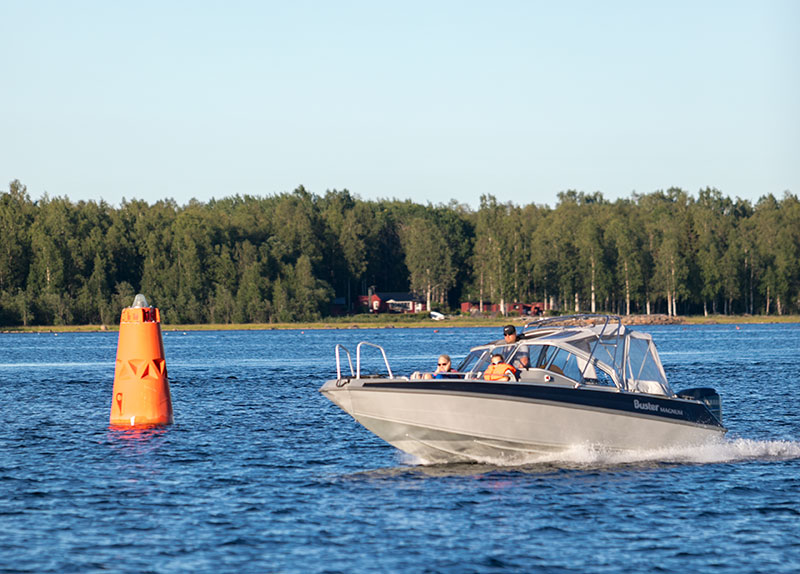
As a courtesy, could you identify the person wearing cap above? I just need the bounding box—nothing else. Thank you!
[502,324,530,370]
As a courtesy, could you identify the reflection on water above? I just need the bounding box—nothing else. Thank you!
[106,425,169,443]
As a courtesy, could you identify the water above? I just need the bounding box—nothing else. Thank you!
[2,324,799,573]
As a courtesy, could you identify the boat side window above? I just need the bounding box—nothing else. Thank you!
[583,365,616,386]
[491,345,515,361]
[547,348,582,382]
[507,344,530,369]
[534,345,558,369]
[626,336,669,392]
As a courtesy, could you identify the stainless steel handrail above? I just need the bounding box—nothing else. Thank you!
[356,341,394,379]
[522,313,622,333]
[334,344,354,380]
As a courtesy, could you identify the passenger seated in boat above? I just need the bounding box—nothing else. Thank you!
[510,346,530,370]
[432,354,459,379]
[412,354,458,380]
[483,353,517,382]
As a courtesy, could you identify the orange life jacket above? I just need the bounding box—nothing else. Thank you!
[483,362,517,381]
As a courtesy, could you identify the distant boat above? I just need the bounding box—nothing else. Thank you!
[320,314,726,464]
[429,311,445,321]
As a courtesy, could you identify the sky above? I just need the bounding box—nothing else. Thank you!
[2,0,798,209]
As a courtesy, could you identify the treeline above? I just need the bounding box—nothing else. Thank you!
[1,179,799,326]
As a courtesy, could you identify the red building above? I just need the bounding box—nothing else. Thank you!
[358,292,427,314]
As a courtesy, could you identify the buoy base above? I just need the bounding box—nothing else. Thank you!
[110,377,173,426]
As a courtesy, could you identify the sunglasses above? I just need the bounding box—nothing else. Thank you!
[438,362,449,366]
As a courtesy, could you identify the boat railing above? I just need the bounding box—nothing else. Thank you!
[335,344,355,380]
[356,341,394,379]
[522,313,622,333]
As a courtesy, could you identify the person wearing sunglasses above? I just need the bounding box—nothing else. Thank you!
[412,355,456,380]
[502,324,530,370]
[503,324,517,342]
[432,355,456,379]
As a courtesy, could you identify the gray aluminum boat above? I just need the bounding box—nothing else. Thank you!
[319,314,726,464]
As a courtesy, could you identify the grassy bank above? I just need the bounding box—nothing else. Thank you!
[3,313,799,334]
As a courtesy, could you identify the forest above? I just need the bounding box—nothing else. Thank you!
[1,179,799,326]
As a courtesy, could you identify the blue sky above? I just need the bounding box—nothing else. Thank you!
[2,0,798,209]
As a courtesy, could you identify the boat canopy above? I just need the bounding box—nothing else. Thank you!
[524,315,672,395]
[458,315,673,396]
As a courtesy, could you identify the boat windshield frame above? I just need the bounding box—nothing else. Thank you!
[455,349,493,375]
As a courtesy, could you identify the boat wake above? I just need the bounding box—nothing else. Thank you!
[530,437,800,466]
[398,437,800,470]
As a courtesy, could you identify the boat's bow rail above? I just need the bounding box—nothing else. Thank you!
[335,342,395,384]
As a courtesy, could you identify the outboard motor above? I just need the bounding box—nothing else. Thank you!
[677,387,723,424]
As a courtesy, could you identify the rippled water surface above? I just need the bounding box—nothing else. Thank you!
[2,324,800,573]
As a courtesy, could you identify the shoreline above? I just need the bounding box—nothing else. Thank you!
[3,314,799,334]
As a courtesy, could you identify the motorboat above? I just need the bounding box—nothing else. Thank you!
[319,314,726,464]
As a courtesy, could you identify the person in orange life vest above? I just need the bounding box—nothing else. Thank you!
[483,353,517,381]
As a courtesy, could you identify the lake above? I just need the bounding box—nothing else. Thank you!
[1,324,799,573]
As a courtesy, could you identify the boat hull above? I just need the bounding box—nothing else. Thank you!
[320,379,726,464]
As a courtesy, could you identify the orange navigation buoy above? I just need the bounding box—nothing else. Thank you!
[110,294,174,426]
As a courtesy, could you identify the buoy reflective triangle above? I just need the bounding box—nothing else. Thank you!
[109,294,174,426]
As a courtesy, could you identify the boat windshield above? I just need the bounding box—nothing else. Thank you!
[456,344,519,375]
[456,349,491,375]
